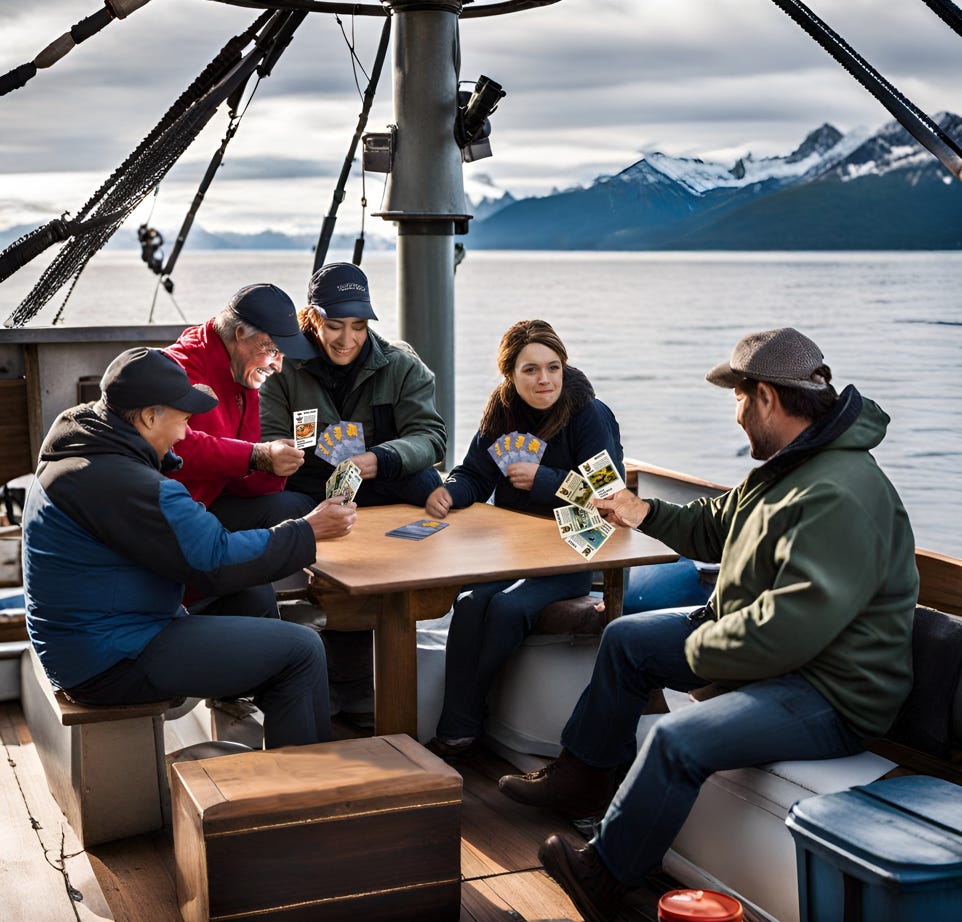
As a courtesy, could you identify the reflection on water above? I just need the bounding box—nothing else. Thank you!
[2,248,960,555]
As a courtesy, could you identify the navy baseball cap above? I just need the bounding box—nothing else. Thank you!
[307,263,378,320]
[229,283,318,360]
[101,348,219,414]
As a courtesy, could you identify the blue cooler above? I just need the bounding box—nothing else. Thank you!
[786,775,962,922]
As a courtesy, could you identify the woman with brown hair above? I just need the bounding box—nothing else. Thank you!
[425,319,624,758]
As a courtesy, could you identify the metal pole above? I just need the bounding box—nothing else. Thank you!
[377,0,469,469]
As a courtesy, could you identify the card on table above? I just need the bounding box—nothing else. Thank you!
[325,459,362,502]
[385,519,450,541]
[293,409,318,449]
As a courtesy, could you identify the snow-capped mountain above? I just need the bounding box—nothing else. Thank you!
[470,114,962,250]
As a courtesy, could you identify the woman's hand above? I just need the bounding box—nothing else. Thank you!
[505,461,539,492]
[593,490,651,528]
[350,451,378,480]
[304,497,358,540]
[425,486,454,519]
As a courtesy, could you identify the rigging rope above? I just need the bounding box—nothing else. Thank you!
[312,15,392,271]
[0,1,154,97]
[159,72,264,288]
[0,10,307,328]
[770,0,962,181]
[921,0,962,38]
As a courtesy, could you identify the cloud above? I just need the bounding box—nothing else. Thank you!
[1,0,958,228]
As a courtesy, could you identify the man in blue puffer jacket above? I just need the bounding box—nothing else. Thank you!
[22,347,356,748]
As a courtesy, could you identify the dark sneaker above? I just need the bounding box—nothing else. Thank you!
[539,834,628,922]
[498,749,613,819]
[425,736,477,761]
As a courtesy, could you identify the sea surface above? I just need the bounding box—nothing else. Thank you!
[2,249,960,556]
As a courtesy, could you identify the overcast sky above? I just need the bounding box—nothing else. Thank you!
[1,0,959,235]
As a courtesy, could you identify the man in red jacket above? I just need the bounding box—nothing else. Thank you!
[166,283,343,616]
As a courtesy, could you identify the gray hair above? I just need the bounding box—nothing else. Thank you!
[212,307,263,343]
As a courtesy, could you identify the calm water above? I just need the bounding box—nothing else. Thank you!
[2,249,960,555]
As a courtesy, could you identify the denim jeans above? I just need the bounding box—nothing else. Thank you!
[65,614,331,749]
[437,570,593,739]
[560,610,864,885]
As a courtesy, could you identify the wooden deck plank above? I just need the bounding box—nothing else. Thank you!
[0,703,113,922]
[86,834,182,922]
[4,703,636,922]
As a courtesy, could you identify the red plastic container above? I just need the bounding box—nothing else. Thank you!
[658,888,744,921]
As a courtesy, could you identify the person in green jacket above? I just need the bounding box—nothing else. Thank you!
[259,262,446,725]
[259,262,445,509]
[498,327,919,922]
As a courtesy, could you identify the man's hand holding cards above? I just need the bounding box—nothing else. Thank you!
[553,449,625,559]
[325,458,362,503]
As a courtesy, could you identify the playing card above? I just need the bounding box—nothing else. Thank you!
[563,520,615,560]
[293,409,318,449]
[553,503,605,536]
[503,431,519,464]
[325,459,362,502]
[487,439,509,473]
[520,433,546,463]
[556,470,595,509]
[340,420,365,457]
[385,519,449,540]
[578,449,627,500]
[490,431,548,475]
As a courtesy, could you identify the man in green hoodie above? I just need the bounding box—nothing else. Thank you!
[498,328,919,922]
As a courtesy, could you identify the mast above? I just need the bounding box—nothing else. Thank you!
[377,0,469,469]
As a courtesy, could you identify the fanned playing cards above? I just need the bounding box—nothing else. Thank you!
[554,449,625,559]
[487,431,546,474]
[325,458,362,502]
[314,420,365,466]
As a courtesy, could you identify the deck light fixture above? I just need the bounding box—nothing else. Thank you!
[455,75,506,162]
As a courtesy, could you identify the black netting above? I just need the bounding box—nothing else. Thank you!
[2,10,284,328]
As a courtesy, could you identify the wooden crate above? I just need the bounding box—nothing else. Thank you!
[171,734,462,922]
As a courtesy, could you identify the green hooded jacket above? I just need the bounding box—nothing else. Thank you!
[640,386,918,738]
[259,330,446,499]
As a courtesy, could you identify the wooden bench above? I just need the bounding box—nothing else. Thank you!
[19,645,172,847]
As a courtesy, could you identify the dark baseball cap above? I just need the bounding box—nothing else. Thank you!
[101,348,219,414]
[307,262,378,320]
[706,327,830,390]
[229,283,318,360]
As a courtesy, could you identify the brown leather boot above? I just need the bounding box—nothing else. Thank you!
[498,749,614,818]
[539,834,629,922]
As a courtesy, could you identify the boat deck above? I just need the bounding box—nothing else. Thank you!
[0,701,672,922]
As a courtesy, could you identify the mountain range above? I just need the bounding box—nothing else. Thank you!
[1,117,959,253]
[468,113,962,250]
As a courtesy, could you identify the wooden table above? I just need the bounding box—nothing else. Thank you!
[309,503,676,736]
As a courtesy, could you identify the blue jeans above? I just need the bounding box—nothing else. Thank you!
[560,610,864,885]
[437,571,593,739]
[65,614,331,749]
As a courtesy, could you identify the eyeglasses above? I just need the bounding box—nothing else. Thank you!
[257,343,281,360]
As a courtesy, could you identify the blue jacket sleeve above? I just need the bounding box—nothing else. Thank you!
[442,430,502,508]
